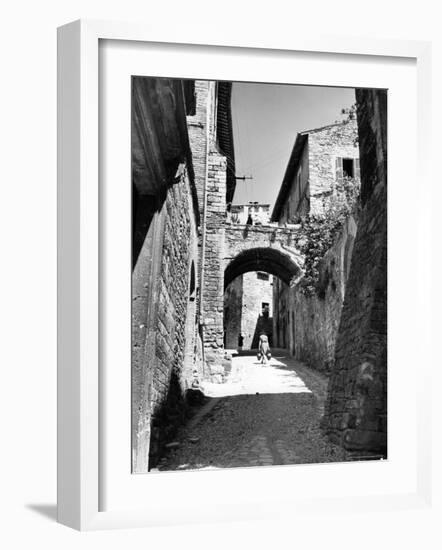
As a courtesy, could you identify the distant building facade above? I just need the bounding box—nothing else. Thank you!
[229,202,271,225]
[271,119,360,223]
[224,271,273,350]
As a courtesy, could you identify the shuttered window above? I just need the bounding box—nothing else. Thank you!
[335,156,343,180]
[336,157,360,180]
[355,158,360,179]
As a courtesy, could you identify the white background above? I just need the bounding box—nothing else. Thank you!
[0,0,441,548]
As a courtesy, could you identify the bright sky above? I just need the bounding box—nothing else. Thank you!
[231,83,355,207]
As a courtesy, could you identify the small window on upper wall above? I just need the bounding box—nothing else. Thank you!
[342,158,355,178]
[262,303,270,318]
[257,272,269,281]
[336,157,359,180]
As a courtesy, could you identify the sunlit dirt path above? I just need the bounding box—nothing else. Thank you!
[156,350,347,471]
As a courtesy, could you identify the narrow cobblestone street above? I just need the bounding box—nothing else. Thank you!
[156,350,347,471]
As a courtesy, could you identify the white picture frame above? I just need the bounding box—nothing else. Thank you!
[57,19,432,531]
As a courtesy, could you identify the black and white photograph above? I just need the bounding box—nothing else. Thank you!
[3,0,438,543]
[131,77,387,473]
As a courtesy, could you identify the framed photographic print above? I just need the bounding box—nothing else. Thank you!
[57,19,432,530]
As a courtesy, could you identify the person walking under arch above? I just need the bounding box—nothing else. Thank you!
[258,332,271,364]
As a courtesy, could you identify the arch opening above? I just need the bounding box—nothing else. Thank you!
[224,247,301,291]
[223,247,302,352]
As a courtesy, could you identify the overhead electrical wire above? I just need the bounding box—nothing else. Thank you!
[227,87,295,205]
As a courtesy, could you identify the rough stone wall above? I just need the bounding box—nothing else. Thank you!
[272,212,357,370]
[272,278,291,350]
[225,224,303,265]
[292,215,357,373]
[186,80,215,325]
[182,264,205,390]
[185,80,232,382]
[148,172,201,462]
[132,203,160,473]
[322,89,387,455]
[308,120,359,216]
[201,150,228,381]
[186,81,214,212]
[224,275,243,349]
[132,166,201,472]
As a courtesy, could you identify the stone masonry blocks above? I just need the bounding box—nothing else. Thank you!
[322,89,387,456]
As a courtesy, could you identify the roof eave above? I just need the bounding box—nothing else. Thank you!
[270,133,308,221]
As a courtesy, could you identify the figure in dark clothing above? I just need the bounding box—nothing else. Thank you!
[238,333,244,350]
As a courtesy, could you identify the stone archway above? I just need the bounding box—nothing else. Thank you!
[223,247,303,353]
[224,246,303,290]
[201,224,305,381]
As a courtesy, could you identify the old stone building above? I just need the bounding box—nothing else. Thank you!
[271,119,360,372]
[187,80,237,381]
[272,119,360,222]
[131,77,235,471]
